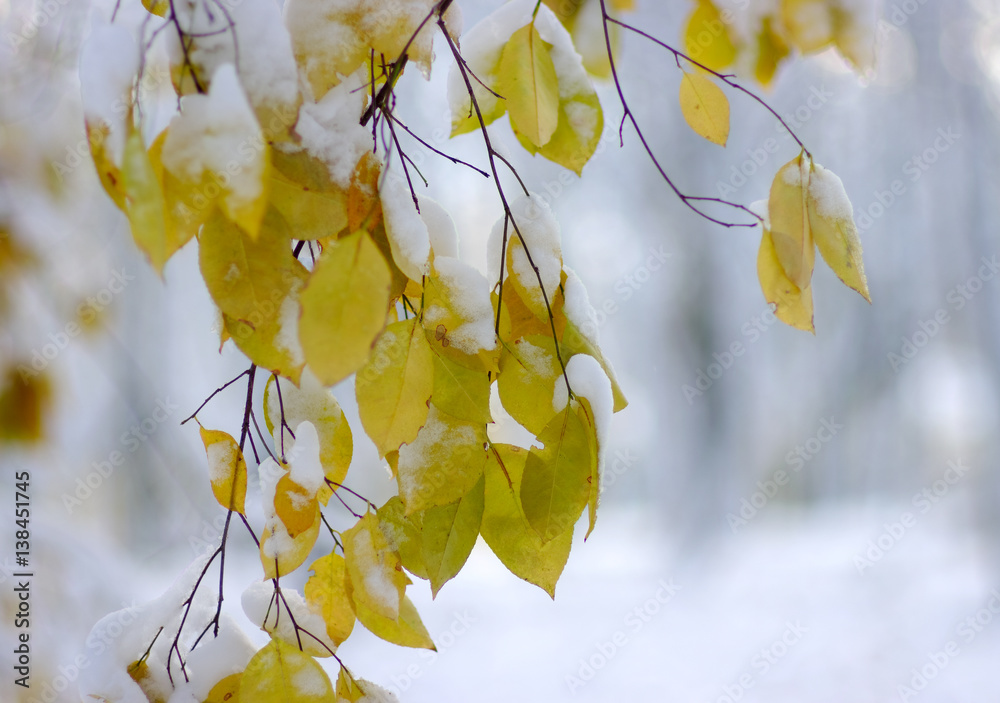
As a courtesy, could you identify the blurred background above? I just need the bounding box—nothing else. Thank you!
[3,0,1000,700]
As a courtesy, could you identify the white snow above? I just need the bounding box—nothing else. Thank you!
[167,0,299,119]
[381,176,431,281]
[447,0,593,131]
[749,198,771,230]
[79,23,139,164]
[489,193,562,310]
[168,616,256,702]
[344,519,401,618]
[809,163,856,222]
[397,405,478,504]
[287,420,325,495]
[275,283,305,369]
[294,70,372,189]
[781,156,809,187]
[426,256,497,354]
[562,267,600,347]
[205,438,237,485]
[358,679,402,702]
[422,196,460,260]
[553,355,613,473]
[161,64,266,216]
[241,580,337,657]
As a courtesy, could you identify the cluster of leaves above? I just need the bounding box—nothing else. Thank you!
[684,0,874,86]
[77,0,874,699]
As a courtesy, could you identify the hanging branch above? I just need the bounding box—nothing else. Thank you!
[597,0,763,229]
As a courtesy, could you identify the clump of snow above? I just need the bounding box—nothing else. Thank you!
[562,267,600,347]
[205,437,237,485]
[161,64,265,216]
[358,679,402,702]
[275,281,305,368]
[287,420,324,494]
[781,156,809,187]
[241,580,336,657]
[421,196,459,260]
[381,176,431,281]
[426,256,497,354]
[749,199,771,230]
[294,70,371,189]
[168,0,299,120]
[344,519,401,618]
[168,616,257,702]
[809,163,855,222]
[79,23,139,164]
[488,193,562,309]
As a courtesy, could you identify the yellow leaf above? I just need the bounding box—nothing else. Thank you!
[576,396,601,540]
[429,350,492,424]
[514,91,604,175]
[199,427,248,515]
[141,0,167,16]
[336,668,364,702]
[421,474,485,597]
[304,551,356,646]
[768,153,815,291]
[497,335,562,435]
[87,122,126,210]
[348,586,436,650]
[122,128,169,274]
[781,0,834,54]
[342,513,409,621]
[376,497,427,580]
[497,23,561,149]
[299,230,392,386]
[396,405,489,514]
[260,494,322,579]
[240,639,334,702]
[263,373,354,504]
[422,267,500,373]
[520,404,593,543]
[273,474,318,538]
[355,318,434,458]
[481,444,572,597]
[757,228,815,332]
[127,659,167,703]
[347,152,383,233]
[0,367,51,444]
[148,130,209,266]
[268,169,347,241]
[808,163,871,302]
[755,16,790,86]
[832,5,874,72]
[203,672,241,703]
[684,1,737,72]
[679,71,730,147]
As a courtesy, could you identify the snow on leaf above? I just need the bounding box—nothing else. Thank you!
[343,513,408,621]
[519,403,594,543]
[355,318,434,458]
[497,23,561,149]
[298,230,392,386]
[263,371,353,503]
[376,497,428,579]
[396,405,489,514]
[273,473,319,538]
[241,581,337,657]
[239,639,334,701]
[679,71,730,147]
[421,474,485,597]
[481,444,572,597]
[199,427,248,515]
[345,578,435,651]
[121,128,169,277]
[808,162,871,302]
[304,551,356,646]
[497,335,562,435]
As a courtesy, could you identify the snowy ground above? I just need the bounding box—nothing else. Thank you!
[328,501,1000,703]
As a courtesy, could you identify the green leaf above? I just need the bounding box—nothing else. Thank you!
[497,23,561,149]
[355,318,434,457]
[421,474,485,597]
[481,444,572,597]
[376,496,427,580]
[519,404,593,543]
[299,230,392,386]
[429,350,492,424]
